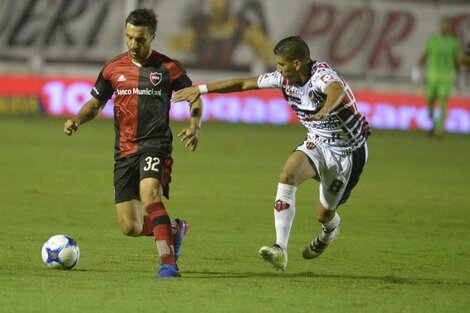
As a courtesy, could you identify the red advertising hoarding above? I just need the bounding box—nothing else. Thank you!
[0,75,469,133]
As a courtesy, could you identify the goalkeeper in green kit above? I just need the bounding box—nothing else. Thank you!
[418,17,460,137]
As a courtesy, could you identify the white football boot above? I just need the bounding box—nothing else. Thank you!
[259,244,287,271]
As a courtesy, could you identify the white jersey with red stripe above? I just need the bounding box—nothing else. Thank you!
[257,60,370,155]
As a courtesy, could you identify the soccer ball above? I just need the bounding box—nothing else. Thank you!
[41,234,80,270]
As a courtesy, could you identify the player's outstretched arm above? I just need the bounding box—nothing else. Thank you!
[178,97,204,152]
[64,97,107,136]
[171,76,260,103]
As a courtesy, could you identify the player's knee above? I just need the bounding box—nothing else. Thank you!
[279,170,297,186]
[139,189,162,205]
[119,221,141,237]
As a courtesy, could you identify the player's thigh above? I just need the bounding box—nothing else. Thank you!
[114,156,140,204]
[280,150,317,186]
[139,178,162,205]
[319,144,367,210]
[139,151,174,204]
[116,200,143,223]
[319,174,349,210]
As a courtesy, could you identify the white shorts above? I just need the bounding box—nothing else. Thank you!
[296,141,368,210]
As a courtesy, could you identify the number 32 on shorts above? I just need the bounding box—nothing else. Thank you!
[143,156,160,172]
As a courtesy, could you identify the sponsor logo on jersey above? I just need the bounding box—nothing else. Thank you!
[116,88,162,96]
[321,74,333,83]
[117,74,126,82]
[150,72,162,86]
[311,117,342,130]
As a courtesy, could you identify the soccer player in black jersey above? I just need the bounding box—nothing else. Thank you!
[64,8,203,278]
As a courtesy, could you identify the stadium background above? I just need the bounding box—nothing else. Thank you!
[1,1,469,312]
[0,0,469,133]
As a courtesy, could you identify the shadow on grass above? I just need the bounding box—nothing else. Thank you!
[183,270,469,287]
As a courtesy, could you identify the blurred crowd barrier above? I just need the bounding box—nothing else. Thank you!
[1,0,469,80]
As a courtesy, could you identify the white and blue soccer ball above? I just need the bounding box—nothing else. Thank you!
[41,234,80,270]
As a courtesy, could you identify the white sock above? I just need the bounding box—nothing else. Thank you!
[319,212,340,244]
[274,183,297,251]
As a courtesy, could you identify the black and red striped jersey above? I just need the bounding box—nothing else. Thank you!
[91,51,192,159]
[257,60,370,155]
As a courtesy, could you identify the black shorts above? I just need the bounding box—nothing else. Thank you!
[114,150,173,204]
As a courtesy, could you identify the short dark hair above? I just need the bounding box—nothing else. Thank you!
[273,36,310,62]
[125,8,158,33]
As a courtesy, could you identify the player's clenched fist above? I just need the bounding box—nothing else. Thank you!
[64,120,78,136]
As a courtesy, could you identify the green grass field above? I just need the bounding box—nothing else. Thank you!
[0,116,469,313]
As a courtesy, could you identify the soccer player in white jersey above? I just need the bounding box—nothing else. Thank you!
[172,36,370,270]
